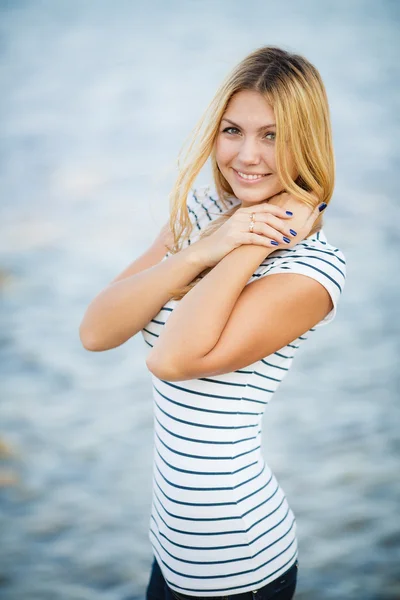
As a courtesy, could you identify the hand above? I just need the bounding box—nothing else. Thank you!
[191,202,295,268]
[266,191,326,249]
[192,193,327,268]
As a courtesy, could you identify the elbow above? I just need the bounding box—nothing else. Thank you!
[146,353,183,381]
[79,320,113,352]
[79,311,123,352]
[79,324,103,352]
[79,321,134,352]
[79,309,103,351]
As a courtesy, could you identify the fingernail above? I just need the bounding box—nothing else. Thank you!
[283,236,291,243]
[289,229,297,236]
[318,203,327,212]
[286,211,293,216]
[271,240,279,246]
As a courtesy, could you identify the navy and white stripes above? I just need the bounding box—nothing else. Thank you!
[141,187,346,595]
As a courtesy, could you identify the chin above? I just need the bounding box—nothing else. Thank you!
[231,185,274,205]
[224,172,281,204]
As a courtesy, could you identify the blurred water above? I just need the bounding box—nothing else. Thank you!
[0,1,399,599]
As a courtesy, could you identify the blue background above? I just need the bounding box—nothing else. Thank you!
[0,1,399,598]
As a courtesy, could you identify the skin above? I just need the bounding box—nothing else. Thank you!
[146,91,333,381]
[81,91,331,361]
[215,89,297,209]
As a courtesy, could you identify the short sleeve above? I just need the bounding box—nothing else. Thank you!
[258,240,347,326]
[164,187,225,258]
[184,186,230,245]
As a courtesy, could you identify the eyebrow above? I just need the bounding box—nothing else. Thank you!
[221,118,276,130]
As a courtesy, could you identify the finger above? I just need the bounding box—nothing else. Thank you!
[241,232,284,248]
[309,202,327,224]
[239,204,294,219]
[255,213,298,239]
[254,222,294,245]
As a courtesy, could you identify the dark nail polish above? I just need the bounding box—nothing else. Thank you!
[289,229,297,236]
[318,203,327,212]
[283,236,291,243]
[271,240,279,246]
[286,211,293,216]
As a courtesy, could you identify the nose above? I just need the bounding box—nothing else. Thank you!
[237,136,261,166]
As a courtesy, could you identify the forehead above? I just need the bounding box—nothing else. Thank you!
[223,90,274,124]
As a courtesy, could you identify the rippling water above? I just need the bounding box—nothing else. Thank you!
[0,1,399,599]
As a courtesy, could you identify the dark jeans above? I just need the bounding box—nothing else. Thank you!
[146,558,298,600]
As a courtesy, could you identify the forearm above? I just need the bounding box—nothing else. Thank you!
[79,245,208,351]
[147,245,273,370]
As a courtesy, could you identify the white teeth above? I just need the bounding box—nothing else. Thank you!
[237,171,266,180]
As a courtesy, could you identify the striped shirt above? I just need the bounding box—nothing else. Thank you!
[141,186,346,595]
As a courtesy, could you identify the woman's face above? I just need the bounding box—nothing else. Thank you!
[215,89,297,208]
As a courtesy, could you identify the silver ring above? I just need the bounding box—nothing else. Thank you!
[249,213,255,233]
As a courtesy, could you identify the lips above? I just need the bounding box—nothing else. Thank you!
[233,169,271,183]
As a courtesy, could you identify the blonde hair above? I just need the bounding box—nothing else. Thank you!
[167,46,335,300]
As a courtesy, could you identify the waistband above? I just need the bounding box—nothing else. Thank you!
[169,560,299,600]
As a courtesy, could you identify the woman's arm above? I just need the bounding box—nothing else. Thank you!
[146,243,332,381]
[79,231,209,352]
[146,196,329,380]
[146,244,273,368]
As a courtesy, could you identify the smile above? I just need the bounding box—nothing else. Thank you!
[233,169,270,183]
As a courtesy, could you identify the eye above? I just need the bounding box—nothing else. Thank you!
[265,132,276,141]
[222,126,240,135]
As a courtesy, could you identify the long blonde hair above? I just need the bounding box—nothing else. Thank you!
[167,46,335,300]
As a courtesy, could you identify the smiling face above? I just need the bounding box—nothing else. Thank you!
[215,89,298,208]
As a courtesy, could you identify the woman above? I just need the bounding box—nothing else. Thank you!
[79,46,346,599]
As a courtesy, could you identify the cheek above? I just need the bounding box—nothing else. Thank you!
[215,137,235,167]
[263,147,276,170]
